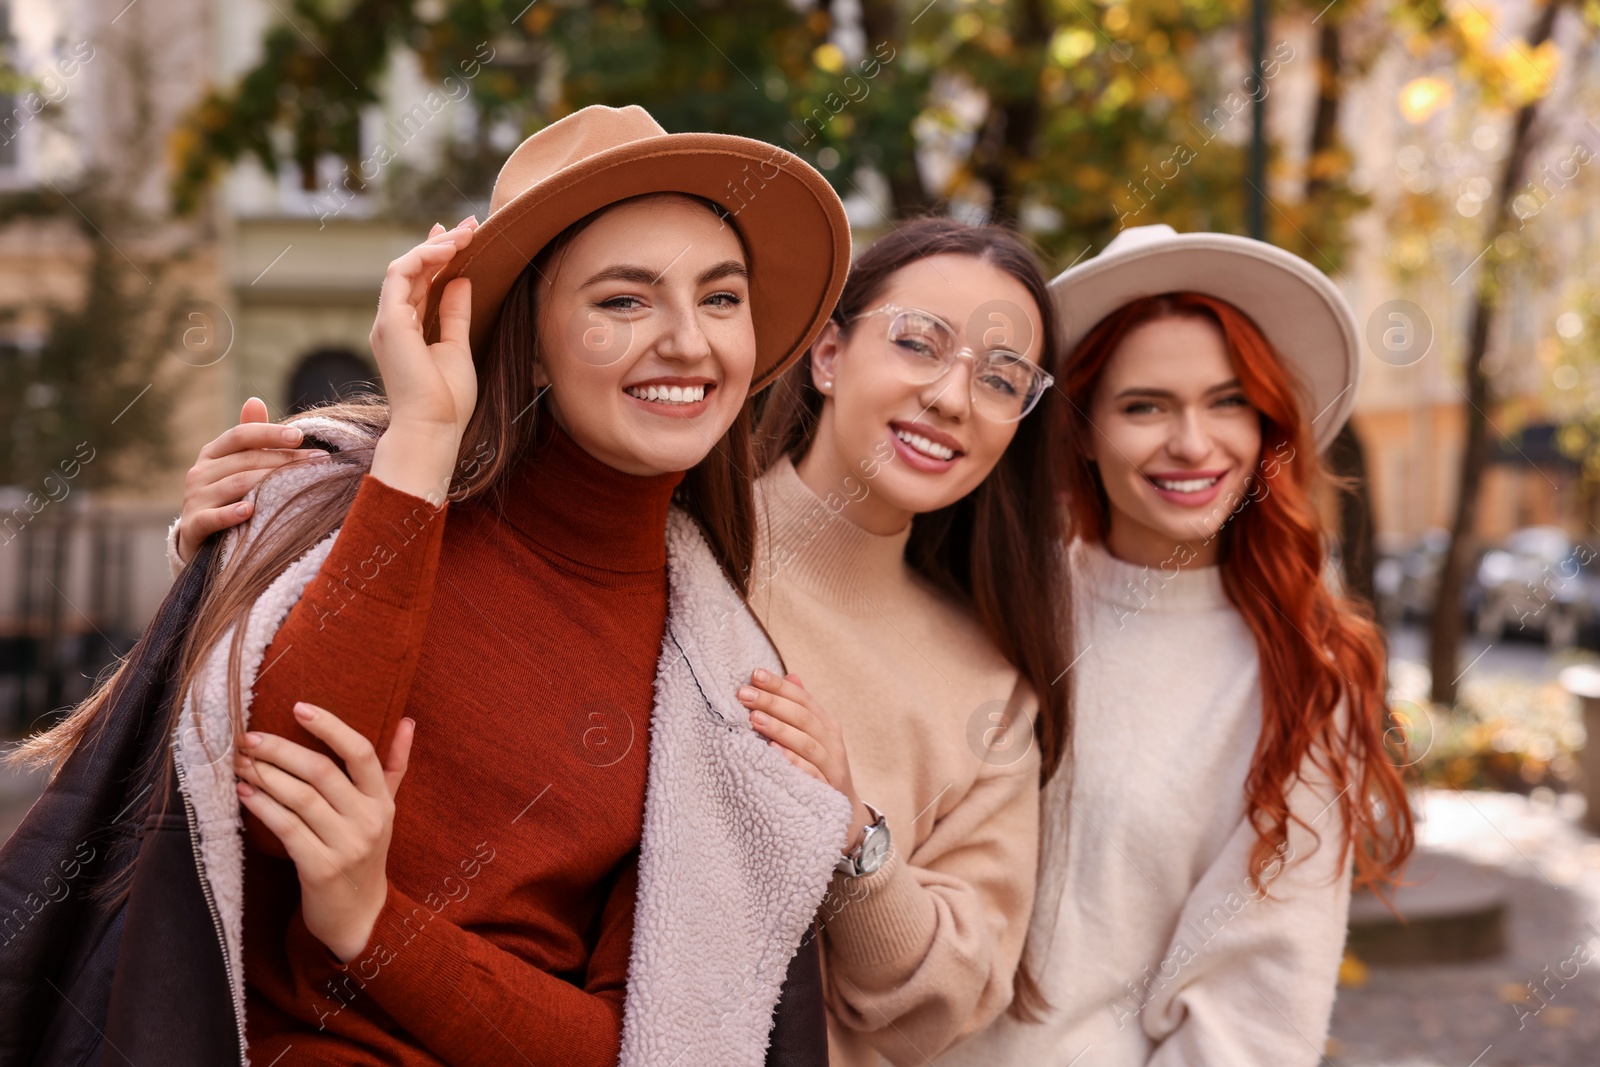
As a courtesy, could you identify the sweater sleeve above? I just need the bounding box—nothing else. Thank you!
[284,857,636,1067]
[243,474,446,858]
[1141,743,1354,1067]
[821,702,1042,1066]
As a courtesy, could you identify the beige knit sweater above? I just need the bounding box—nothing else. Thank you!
[938,538,1354,1067]
[749,458,1042,1067]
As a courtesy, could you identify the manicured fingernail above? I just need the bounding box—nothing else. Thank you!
[281,427,301,443]
[242,732,261,748]
[237,781,254,796]
[430,222,445,235]
[234,502,251,516]
[293,703,315,721]
[752,669,772,684]
[458,213,476,228]
[749,710,767,726]
[403,717,416,730]
[737,687,758,703]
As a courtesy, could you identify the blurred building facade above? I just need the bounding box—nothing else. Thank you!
[1,0,1597,725]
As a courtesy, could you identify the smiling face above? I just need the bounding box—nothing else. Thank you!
[1086,314,1262,567]
[798,253,1047,534]
[533,195,756,476]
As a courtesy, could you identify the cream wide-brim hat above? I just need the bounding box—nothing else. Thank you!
[1048,224,1360,451]
[423,104,852,392]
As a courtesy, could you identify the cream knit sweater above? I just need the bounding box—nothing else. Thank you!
[939,538,1354,1067]
[749,458,1042,1067]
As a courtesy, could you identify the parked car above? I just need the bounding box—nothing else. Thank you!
[1473,526,1598,650]
[1374,528,1467,624]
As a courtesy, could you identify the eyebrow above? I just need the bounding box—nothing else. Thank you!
[1112,378,1244,401]
[579,259,749,289]
[696,259,749,285]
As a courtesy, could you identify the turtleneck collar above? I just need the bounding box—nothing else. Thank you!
[1070,536,1228,614]
[754,456,913,615]
[497,419,683,577]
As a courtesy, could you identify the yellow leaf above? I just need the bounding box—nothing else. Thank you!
[1075,165,1108,192]
[1454,4,1493,48]
[953,12,984,40]
[1050,26,1096,67]
[812,43,845,75]
[1501,40,1561,106]
[1398,76,1454,123]
[1100,74,1134,111]
[1338,952,1369,988]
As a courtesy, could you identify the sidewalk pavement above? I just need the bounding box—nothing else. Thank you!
[1329,788,1600,1066]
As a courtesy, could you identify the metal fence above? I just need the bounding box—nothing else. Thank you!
[0,495,175,735]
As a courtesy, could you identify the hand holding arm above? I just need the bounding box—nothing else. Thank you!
[174,397,326,564]
[234,701,414,961]
[739,669,873,854]
[237,703,630,1067]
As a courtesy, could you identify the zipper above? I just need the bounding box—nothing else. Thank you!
[172,749,249,1065]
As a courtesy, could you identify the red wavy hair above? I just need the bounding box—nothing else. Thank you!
[1060,292,1413,893]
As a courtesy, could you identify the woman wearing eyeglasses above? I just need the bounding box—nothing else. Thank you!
[738,217,1069,1067]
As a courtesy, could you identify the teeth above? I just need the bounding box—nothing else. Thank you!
[894,428,956,461]
[626,384,706,404]
[1152,475,1220,493]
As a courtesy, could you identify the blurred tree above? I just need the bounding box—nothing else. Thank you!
[1405,0,1582,706]
[0,189,175,492]
[0,7,180,497]
[169,0,1372,261]
[170,0,833,214]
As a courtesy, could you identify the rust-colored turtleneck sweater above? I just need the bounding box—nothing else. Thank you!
[241,421,683,1066]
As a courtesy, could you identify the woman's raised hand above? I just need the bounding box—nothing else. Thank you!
[368,215,480,503]
[234,703,415,963]
[175,397,327,563]
[739,670,875,858]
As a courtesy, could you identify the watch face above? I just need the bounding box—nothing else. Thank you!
[859,823,890,873]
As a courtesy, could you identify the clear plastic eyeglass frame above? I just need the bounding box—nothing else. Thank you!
[851,303,1054,423]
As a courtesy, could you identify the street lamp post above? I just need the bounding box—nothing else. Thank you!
[1248,0,1267,241]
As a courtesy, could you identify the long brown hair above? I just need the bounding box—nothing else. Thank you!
[756,216,1069,1020]
[14,195,759,780]
[1060,292,1413,894]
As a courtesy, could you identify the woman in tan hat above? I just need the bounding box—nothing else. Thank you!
[19,105,853,1067]
[941,226,1415,1066]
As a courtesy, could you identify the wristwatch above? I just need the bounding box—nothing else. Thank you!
[836,802,890,878]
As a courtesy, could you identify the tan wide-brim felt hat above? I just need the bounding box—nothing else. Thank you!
[1048,224,1360,451]
[422,104,851,392]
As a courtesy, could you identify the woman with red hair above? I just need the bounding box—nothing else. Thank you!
[943,225,1413,1066]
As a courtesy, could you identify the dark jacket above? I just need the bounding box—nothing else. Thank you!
[0,539,237,1066]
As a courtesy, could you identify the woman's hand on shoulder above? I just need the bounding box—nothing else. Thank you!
[739,670,874,857]
[234,703,415,963]
[175,397,328,562]
[369,216,481,503]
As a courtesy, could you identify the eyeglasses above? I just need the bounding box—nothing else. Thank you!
[851,304,1054,423]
